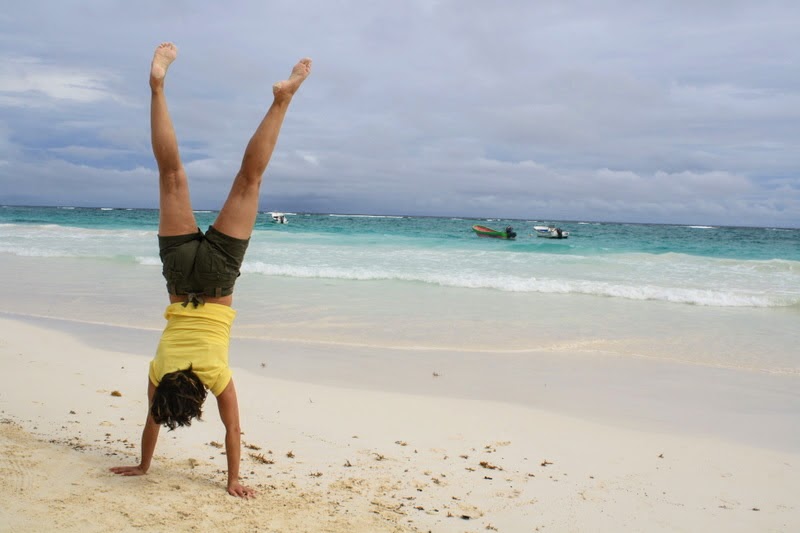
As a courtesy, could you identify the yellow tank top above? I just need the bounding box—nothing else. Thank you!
[149,302,237,397]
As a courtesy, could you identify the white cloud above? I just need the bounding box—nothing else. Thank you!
[0,56,119,106]
[298,151,320,166]
[48,145,136,160]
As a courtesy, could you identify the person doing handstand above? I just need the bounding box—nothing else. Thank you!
[109,42,311,498]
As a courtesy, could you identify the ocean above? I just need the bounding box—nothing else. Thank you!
[1,205,799,376]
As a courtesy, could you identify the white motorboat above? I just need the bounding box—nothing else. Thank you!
[533,225,569,239]
[269,212,288,224]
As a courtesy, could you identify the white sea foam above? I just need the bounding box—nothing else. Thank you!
[0,246,73,258]
[329,214,403,219]
[1,223,155,237]
[241,260,797,308]
[135,256,161,266]
[0,224,155,259]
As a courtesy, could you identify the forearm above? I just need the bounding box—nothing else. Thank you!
[139,416,161,472]
[224,427,242,486]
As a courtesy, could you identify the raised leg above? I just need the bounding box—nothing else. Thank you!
[150,42,197,237]
[212,58,312,240]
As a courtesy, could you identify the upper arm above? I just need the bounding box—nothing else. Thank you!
[215,379,241,431]
[147,380,157,404]
[145,379,159,427]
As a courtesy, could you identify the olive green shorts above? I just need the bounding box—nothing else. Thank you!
[158,226,250,297]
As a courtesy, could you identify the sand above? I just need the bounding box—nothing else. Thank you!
[1,315,799,532]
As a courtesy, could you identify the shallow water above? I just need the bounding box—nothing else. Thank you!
[1,205,798,374]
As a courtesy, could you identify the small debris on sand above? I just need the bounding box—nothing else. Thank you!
[251,453,274,465]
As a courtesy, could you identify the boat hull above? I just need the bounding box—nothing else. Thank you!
[533,225,569,239]
[269,212,288,224]
[472,225,516,239]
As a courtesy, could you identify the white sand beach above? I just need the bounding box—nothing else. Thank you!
[1,313,798,532]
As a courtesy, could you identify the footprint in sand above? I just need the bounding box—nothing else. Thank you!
[0,423,35,493]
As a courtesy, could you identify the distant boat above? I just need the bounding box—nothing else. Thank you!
[533,225,569,239]
[472,224,517,240]
[269,212,288,224]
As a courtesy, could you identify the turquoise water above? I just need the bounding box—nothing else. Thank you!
[3,205,799,261]
[2,205,798,309]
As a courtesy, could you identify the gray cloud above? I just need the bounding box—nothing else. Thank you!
[0,1,798,227]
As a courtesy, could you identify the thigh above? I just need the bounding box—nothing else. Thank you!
[158,169,198,237]
[211,173,260,240]
[194,226,249,297]
[158,231,202,295]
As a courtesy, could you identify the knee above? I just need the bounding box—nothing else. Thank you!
[159,169,187,193]
[234,171,263,190]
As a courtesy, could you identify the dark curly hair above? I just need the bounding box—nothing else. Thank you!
[150,365,208,430]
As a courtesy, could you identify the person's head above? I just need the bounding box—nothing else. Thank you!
[150,365,208,430]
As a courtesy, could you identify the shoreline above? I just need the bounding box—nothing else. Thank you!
[1,251,798,375]
[3,310,800,454]
[1,315,799,531]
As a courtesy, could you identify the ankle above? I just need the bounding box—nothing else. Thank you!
[272,93,293,107]
[150,77,165,92]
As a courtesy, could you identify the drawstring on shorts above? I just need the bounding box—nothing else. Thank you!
[181,293,205,308]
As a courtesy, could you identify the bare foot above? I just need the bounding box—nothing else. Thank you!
[150,42,177,87]
[273,58,312,101]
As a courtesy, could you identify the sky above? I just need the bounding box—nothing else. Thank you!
[1,1,798,227]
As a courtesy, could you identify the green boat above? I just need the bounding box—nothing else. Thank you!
[472,224,517,239]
